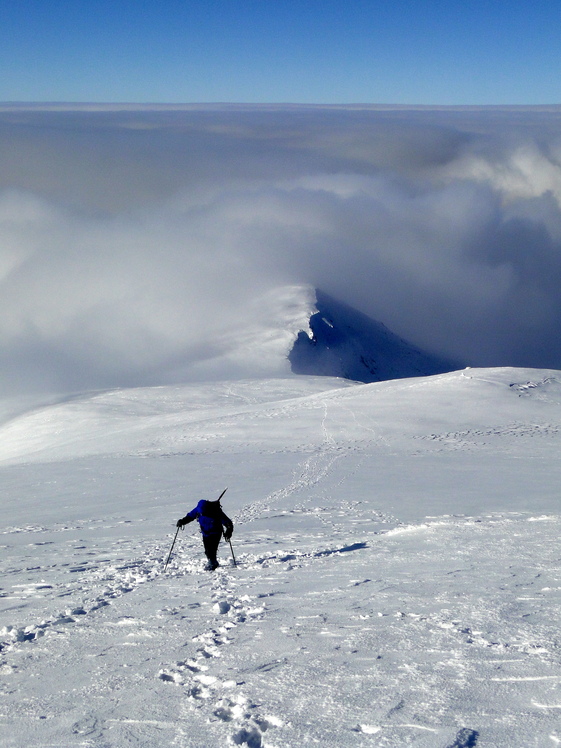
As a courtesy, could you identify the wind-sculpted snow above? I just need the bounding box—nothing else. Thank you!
[1,368,561,745]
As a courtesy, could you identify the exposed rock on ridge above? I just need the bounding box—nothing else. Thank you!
[289,289,459,382]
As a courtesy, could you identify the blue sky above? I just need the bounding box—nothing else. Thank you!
[0,0,560,104]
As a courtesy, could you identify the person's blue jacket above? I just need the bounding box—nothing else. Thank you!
[178,500,233,538]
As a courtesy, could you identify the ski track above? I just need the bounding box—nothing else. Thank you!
[233,394,399,530]
[236,396,340,520]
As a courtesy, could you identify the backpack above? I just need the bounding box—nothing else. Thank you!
[200,499,223,518]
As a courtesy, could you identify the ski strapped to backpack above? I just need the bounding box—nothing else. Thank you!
[214,488,237,565]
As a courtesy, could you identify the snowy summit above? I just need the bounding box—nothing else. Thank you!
[177,284,458,385]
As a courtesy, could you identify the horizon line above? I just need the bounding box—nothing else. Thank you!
[1,101,561,113]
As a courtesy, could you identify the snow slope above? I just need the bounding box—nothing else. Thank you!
[1,368,561,747]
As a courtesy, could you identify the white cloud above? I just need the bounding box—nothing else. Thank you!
[442,141,561,205]
[1,108,561,395]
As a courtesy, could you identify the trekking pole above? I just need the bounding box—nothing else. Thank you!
[164,526,181,572]
[227,537,237,567]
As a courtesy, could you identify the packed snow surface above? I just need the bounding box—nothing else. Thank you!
[1,367,561,747]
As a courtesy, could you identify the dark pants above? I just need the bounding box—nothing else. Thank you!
[203,533,221,562]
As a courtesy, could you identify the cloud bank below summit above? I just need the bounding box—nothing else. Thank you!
[2,106,561,396]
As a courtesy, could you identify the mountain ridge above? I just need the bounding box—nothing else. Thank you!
[289,288,459,382]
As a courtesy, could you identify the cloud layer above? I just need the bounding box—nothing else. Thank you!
[2,106,561,396]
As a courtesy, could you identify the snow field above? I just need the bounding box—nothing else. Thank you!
[3,509,560,746]
[1,368,561,745]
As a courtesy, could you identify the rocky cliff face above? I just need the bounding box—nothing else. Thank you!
[289,289,459,382]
